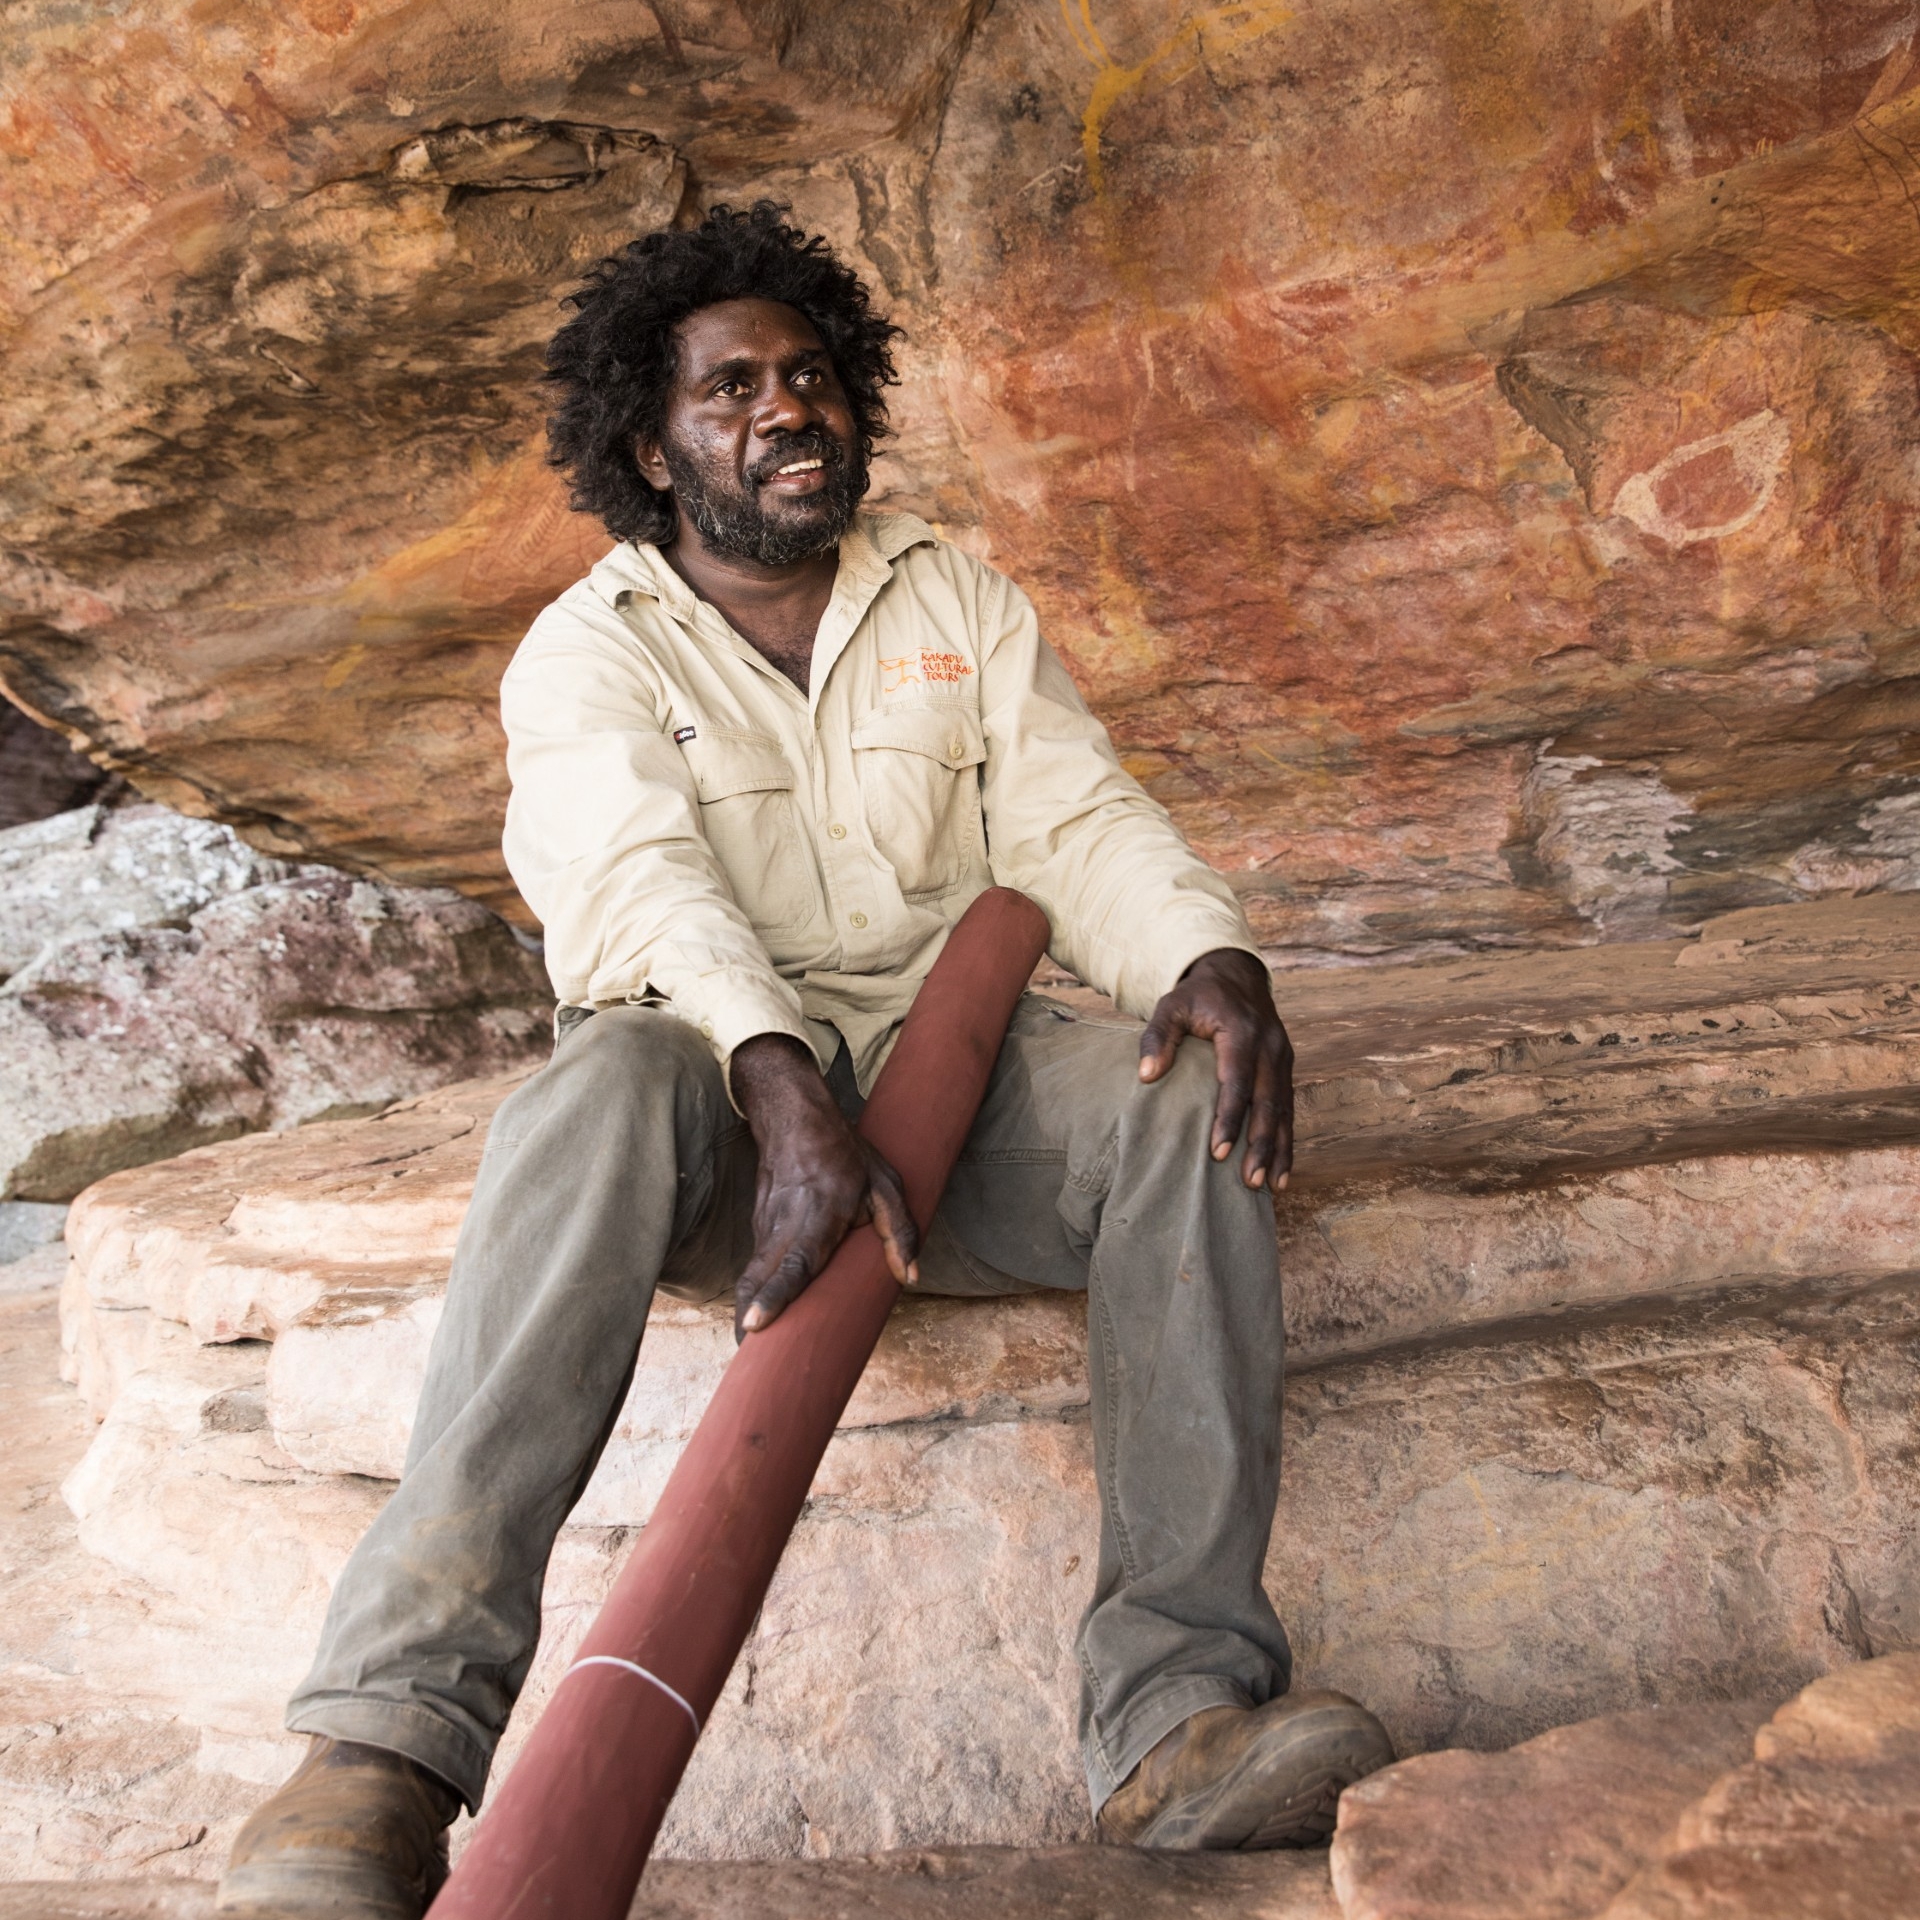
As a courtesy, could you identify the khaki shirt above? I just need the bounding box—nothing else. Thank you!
[501,511,1259,1095]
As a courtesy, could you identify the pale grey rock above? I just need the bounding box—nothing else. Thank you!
[0,1198,66,1264]
[0,805,295,980]
[0,870,552,1201]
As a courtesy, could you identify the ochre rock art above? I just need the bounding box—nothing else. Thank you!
[4,2,1920,957]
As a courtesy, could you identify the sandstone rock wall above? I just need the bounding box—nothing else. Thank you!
[5,4,1918,955]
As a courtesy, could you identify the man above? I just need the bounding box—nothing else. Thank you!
[217,203,1393,1919]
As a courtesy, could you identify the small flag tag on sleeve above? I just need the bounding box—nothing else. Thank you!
[673,725,697,744]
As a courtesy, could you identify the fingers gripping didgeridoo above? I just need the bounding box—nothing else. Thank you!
[430,888,1053,1920]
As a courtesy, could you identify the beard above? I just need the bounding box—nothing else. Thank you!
[661,428,867,565]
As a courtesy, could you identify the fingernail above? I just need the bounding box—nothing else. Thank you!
[1138,1060,1154,1081]
[1249,1167,1265,1188]
[1213,1141,1231,1160]
[1276,1172,1289,1191]
[907,1262,920,1284]
[743,1306,766,1332]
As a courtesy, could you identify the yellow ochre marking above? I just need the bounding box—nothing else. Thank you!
[1059,0,1296,196]
[322,643,368,692]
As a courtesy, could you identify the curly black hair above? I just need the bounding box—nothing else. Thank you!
[544,201,903,545]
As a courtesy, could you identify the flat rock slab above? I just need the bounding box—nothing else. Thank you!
[630,1846,1338,1917]
[58,899,1920,1475]
[65,1073,520,1349]
[0,1847,1337,1920]
[1076,895,1920,1185]
[0,1890,214,1919]
[1599,1655,1920,1919]
[1329,1703,1773,1919]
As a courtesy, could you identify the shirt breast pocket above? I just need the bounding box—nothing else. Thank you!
[850,705,987,900]
[681,729,817,935]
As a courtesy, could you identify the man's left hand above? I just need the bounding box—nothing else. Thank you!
[1137,948,1294,1191]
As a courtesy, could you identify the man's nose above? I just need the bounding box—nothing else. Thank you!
[754,380,818,438]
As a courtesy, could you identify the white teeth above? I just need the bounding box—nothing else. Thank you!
[775,458,824,475]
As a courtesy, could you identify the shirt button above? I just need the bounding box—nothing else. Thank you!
[700,1020,714,1039]
[829,823,847,840]
[948,738,963,758]
[849,910,869,929]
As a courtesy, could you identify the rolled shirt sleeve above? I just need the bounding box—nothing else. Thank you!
[500,612,813,1093]
[972,568,1263,1015]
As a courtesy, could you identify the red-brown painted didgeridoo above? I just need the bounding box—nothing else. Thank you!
[429,886,1052,1920]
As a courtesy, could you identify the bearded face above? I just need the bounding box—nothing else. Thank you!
[660,419,867,566]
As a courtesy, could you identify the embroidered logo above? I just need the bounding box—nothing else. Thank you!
[879,651,973,693]
[673,725,697,744]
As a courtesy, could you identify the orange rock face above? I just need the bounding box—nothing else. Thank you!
[4,3,1919,955]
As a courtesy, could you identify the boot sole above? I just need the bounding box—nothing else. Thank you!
[215,1855,437,1920]
[1133,1699,1395,1851]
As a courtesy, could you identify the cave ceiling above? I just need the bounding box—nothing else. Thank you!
[4,0,1919,957]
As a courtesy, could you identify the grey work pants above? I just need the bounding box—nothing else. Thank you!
[287,995,1291,1815]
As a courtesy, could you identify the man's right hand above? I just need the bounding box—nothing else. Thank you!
[727,1033,920,1340]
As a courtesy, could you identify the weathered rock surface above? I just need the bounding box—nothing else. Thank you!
[1329,1703,1772,1919]
[57,897,1920,1417]
[22,1652,1916,1916]
[0,1848,1338,1920]
[1598,1655,1920,1920]
[0,1286,265,1884]
[1281,1274,1920,1757]
[0,806,295,982]
[0,1888,213,1919]
[15,897,1920,1875]
[62,1073,518,1359]
[629,1847,1340,1919]
[5,5,1920,959]
[0,807,554,1202]
[51,1256,1920,1857]
[1,1241,69,1301]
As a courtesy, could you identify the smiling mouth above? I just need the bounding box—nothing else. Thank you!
[772,458,824,477]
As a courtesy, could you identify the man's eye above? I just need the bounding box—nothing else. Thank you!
[794,368,822,386]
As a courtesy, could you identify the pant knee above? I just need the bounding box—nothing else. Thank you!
[558,1006,717,1093]
[1138,1037,1222,1137]
[494,1007,724,1154]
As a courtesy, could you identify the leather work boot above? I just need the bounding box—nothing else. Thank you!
[1097,1691,1395,1851]
[215,1736,462,1919]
